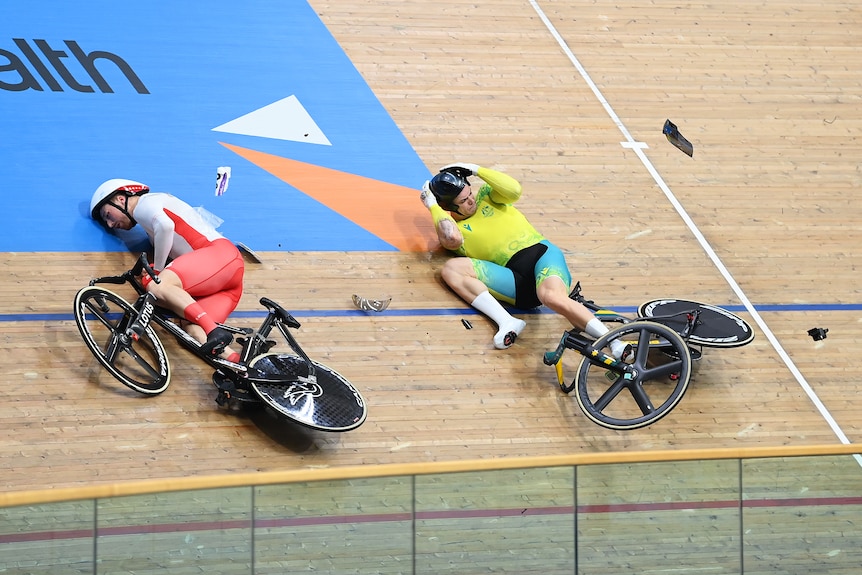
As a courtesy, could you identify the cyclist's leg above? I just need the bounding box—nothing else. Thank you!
[533,241,587,325]
[194,288,242,325]
[534,241,626,358]
[440,257,526,349]
[174,239,244,301]
[144,268,196,319]
[194,289,244,361]
[537,274,595,327]
[148,239,243,355]
[148,272,232,356]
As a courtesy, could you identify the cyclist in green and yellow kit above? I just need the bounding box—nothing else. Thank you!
[420,162,626,357]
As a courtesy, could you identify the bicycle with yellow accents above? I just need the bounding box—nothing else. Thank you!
[543,283,754,430]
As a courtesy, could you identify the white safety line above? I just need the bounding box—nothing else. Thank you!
[529,0,859,462]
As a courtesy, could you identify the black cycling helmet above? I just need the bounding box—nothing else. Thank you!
[428,167,471,211]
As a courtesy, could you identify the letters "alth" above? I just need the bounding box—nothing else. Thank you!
[0,38,149,94]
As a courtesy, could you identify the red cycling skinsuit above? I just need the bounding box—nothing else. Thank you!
[134,192,244,323]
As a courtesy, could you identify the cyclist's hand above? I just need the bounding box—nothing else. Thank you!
[420,180,438,209]
[141,267,160,288]
[440,162,479,176]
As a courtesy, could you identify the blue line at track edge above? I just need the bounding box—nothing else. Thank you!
[5,303,862,323]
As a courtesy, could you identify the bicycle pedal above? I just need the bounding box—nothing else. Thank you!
[620,344,634,361]
[216,390,230,406]
[213,371,256,406]
[214,369,243,389]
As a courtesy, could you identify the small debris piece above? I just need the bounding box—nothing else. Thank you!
[807,327,828,341]
[215,166,231,196]
[352,294,391,312]
[663,119,694,157]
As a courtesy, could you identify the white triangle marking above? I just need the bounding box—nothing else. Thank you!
[212,95,331,146]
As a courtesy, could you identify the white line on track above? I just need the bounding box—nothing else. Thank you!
[528,0,858,462]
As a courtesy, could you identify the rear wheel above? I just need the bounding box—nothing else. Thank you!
[248,353,366,432]
[73,286,171,395]
[639,299,754,348]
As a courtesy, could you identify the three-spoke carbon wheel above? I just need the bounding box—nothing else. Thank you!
[73,286,171,395]
[574,321,692,430]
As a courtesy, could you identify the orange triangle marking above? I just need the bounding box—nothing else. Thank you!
[220,142,438,252]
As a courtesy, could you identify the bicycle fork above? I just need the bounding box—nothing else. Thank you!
[125,292,157,342]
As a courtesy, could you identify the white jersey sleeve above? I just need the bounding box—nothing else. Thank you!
[132,193,225,270]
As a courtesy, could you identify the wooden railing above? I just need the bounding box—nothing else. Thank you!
[3,443,859,508]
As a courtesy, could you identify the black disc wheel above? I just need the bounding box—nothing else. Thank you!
[638,299,754,348]
[249,353,367,432]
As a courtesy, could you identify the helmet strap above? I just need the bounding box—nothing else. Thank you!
[108,193,138,227]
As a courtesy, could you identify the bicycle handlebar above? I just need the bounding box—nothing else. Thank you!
[88,252,159,291]
[133,253,160,284]
[260,297,301,329]
[568,281,601,312]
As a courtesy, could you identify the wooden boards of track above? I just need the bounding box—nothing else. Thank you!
[0,248,850,492]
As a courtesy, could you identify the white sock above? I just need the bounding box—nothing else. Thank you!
[470,291,526,349]
[584,317,609,339]
[584,318,627,359]
[470,291,515,325]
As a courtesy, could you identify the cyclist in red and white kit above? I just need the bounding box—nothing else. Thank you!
[90,179,244,360]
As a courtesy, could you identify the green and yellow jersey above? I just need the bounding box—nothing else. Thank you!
[452,167,545,265]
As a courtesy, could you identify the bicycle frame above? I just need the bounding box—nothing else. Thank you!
[543,329,634,383]
[544,282,700,383]
[542,282,716,393]
[541,283,754,430]
[77,253,368,431]
[569,281,702,334]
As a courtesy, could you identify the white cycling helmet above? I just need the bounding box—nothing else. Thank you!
[90,178,149,227]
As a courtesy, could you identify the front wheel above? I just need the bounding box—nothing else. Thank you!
[574,321,692,430]
[73,286,171,395]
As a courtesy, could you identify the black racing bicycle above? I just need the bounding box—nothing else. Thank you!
[73,253,367,432]
[543,283,754,430]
